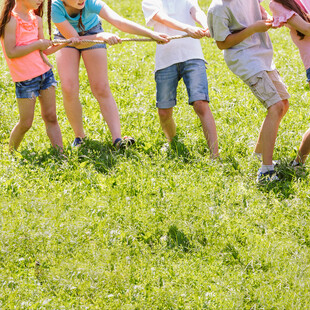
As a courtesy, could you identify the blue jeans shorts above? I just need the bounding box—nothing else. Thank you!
[54,23,107,52]
[155,59,209,109]
[306,67,310,82]
[15,69,57,99]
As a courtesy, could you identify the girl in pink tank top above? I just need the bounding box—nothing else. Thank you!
[0,0,67,152]
[270,0,310,167]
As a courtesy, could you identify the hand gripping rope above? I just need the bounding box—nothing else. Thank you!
[40,34,190,67]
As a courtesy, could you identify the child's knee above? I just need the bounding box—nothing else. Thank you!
[193,100,209,115]
[91,82,111,99]
[269,100,287,118]
[282,99,289,115]
[61,82,79,98]
[19,119,33,132]
[42,110,57,124]
[158,108,173,121]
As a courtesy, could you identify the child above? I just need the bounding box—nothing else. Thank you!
[142,0,219,158]
[51,0,169,148]
[0,0,66,152]
[270,0,310,167]
[207,0,290,183]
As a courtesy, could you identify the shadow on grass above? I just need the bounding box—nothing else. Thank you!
[18,138,120,174]
[257,159,308,198]
[167,225,191,252]
[75,138,117,174]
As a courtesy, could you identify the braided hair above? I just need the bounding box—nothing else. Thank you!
[78,9,85,34]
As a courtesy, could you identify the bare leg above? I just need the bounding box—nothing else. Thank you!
[157,107,176,142]
[9,98,36,151]
[193,100,219,158]
[82,48,121,142]
[296,128,310,164]
[56,48,85,138]
[254,100,289,165]
[39,86,63,150]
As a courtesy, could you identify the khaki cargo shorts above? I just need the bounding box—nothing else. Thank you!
[244,70,290,109]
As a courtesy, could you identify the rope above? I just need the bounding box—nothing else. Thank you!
[52,34,190,45]
[41,34,191,68]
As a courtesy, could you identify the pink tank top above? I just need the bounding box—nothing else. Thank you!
[1,10,51,82]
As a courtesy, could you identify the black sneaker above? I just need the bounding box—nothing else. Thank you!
[72,137,84,147]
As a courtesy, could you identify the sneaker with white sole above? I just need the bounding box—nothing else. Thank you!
[72,137,84,148]
[257,169,279,184]
[113,136,135,149]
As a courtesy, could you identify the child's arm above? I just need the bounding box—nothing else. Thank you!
[216,19,273,50]
[285,14,310,36]
[260,4,272,20]
[152,9,206,38]
[3,16,51,59]
[190,4,210,37]
[54,19,123,47]
[36,17,69,55]
[98,4,169,43]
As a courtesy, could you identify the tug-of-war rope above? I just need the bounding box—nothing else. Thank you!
[52,33,189,44]
[41,34,190,67]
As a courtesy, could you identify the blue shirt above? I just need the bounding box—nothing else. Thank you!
[52,0,105,33]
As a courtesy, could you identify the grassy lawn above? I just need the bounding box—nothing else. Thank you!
[1,0,310,308]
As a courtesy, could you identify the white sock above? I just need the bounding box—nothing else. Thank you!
[261,164,274,173]
[292,160,300,167]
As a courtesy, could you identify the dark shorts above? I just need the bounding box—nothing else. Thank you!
[155,59,209,109]
[15,69,57,99]
[306,67,310,82]
[53,23,107,52]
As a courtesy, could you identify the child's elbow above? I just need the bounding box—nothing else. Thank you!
[6,52,15,59]
[216,41,226,50]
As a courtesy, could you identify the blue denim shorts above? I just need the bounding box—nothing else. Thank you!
[54,23,107,52]
[15,69,57,99]
[155,59,209,109]
[306,67,310,82]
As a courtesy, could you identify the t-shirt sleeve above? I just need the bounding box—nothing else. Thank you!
[87,0,106,15]
[207,10,231,42]
[269,2,296,27]
[187,0,199,9]
[142,0,162,27]
[51,0,67,24]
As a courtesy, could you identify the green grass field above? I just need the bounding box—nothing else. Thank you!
[1,0,310,308]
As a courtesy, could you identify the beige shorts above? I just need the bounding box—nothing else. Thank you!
[244,70,290,109]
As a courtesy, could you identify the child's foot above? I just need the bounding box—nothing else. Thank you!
[113,136,135,149]
[290,160,306,176]
[72,137,84,148]
[256,168,279,184]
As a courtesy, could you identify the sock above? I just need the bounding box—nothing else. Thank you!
[253,152,262,161]
[292,160,300,167]
[261,164,274,173]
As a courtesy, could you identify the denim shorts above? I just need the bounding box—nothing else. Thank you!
[54,23,107,52]
[155,59,209,109]
[15,69,57,99]
[306,67,310,82]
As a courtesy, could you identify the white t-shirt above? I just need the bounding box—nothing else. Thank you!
[207,0,275,81]
[142,0,206,72]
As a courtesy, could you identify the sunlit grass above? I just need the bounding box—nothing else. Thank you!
[1,0,310,308]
